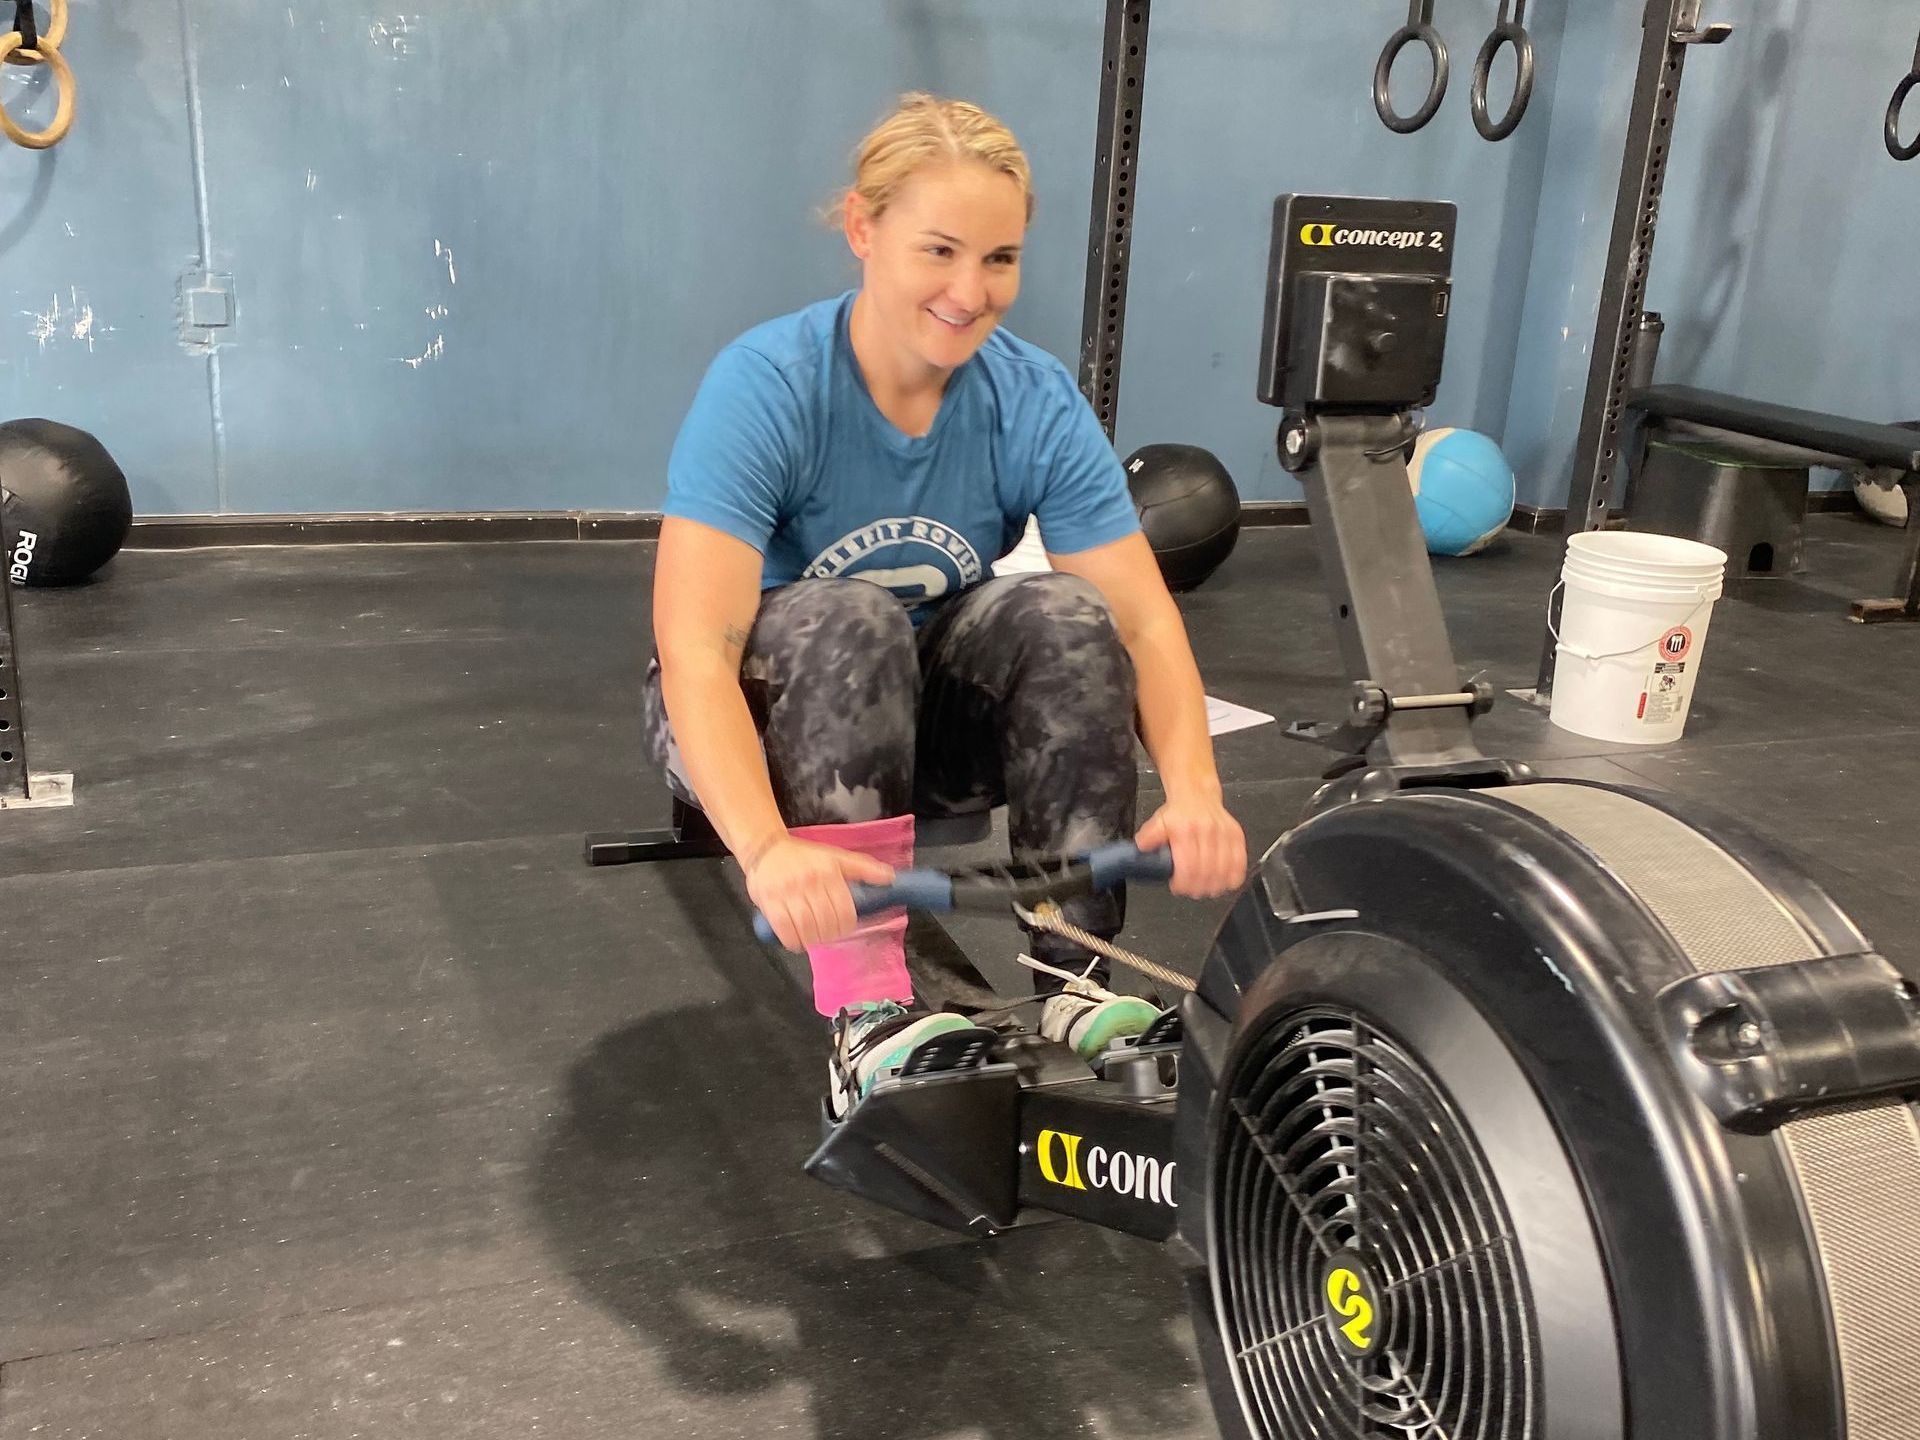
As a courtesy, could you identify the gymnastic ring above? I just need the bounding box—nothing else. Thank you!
[1889,70,1920,162]
[3,0,66,66]
[1471,1,1536,142]
[0,30,74,148]
[1374,20,1450,135]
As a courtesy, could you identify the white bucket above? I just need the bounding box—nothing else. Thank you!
[1548,531,1727,745]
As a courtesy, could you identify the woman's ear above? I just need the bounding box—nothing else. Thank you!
[843,192,874,261]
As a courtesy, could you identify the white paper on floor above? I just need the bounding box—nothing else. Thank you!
[991,514,1053,577]
[1205,695,1275,737]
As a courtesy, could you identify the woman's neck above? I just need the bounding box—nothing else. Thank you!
[849,290,950,429]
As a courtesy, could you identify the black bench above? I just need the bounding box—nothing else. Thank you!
[1627,385,1920,622]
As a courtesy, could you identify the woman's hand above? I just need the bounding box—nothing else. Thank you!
[1137,796,1247,899]
[745,835,897,951]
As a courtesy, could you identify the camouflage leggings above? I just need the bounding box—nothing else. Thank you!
[642,573,1141,977]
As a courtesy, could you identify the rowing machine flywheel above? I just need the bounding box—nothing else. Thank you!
[1174,780,1920,1440]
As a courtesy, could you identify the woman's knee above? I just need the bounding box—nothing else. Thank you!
[752,579,917,680]
[998,574,1135,697]
[995,572,1114,626]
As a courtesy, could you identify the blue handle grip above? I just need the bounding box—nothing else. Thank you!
[752,869,955,945]
[1085,842,1176,889]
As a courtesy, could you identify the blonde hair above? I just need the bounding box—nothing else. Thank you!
[826,93,1034,226]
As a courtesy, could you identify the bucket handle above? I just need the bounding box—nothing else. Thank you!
[1547,581,1713,663]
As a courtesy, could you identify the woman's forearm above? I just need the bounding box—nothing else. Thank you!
[659,660,790,868]
[1127,610,1223,803]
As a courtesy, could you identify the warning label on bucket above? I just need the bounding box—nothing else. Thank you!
[1658,627,1693,662]
[1639,661,1689,724]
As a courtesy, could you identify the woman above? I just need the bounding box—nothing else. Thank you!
[648,94,1246,1116]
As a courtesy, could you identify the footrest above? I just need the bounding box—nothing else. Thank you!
[897,1025,996,1079]
[806,1061,1026,1236]
[1139,1008,1185,1047]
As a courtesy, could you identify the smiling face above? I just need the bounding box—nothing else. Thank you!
[844,159,1028,382]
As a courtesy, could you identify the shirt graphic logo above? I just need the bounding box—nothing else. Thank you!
[805,517,984,608]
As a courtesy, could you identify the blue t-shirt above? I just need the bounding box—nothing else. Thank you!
[664,291,1139,622]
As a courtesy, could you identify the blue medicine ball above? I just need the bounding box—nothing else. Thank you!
[1408,427,1516,556]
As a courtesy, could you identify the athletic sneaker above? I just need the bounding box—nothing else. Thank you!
[828,1001,988,1120]
[1039,990,1163,1063]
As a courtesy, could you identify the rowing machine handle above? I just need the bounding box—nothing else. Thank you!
[749,845,1172,944]
[1085,841,1178,888]
[752,870,956,945]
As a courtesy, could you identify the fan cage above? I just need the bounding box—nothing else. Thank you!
[1213,1006,1539,1440]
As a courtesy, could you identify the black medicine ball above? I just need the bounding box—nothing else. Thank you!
[1125,443,1241,592]
[1,418,133,587]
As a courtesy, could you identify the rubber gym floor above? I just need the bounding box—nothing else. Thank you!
[3,515,1916,1439]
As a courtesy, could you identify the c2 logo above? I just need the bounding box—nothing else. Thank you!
[1325,1266,1375,1352]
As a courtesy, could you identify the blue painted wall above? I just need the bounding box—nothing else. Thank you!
[1,2,214,514]
[14,3,1907,520]
[2,0,1561,517]
[1655,1,1920,436]
[1505,0,1920,507]
[1096,1,1564,504]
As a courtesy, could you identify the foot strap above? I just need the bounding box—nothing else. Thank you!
[898,1026,996,1079]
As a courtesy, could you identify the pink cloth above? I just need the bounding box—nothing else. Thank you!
[787,814,916,1017]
